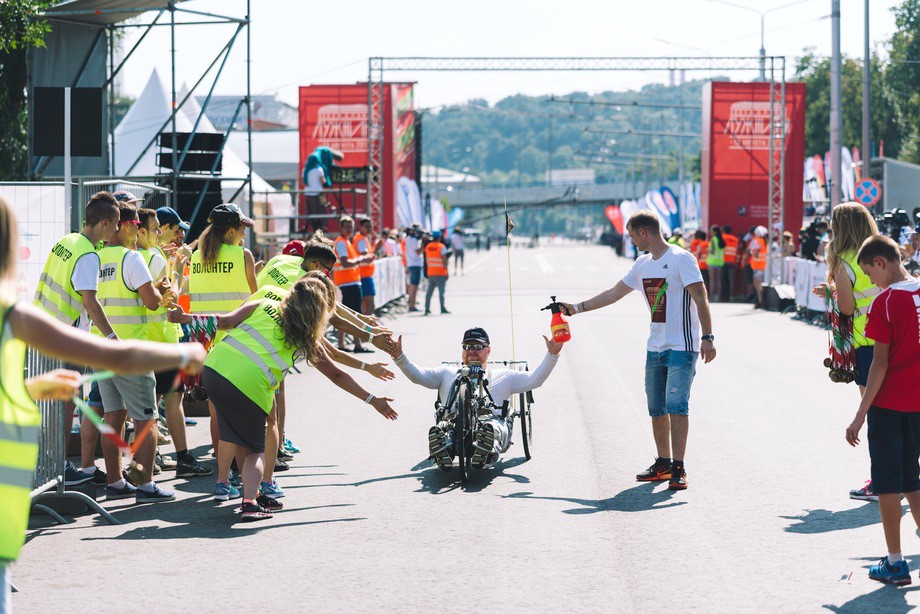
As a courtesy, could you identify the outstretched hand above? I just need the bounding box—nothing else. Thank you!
[543,335,564,355]
[371,396,398,420]
[387,334,404,359]
[25,369,81,401]
[366,362,395,381]
[167,303,191,324]
[372,332,397,355]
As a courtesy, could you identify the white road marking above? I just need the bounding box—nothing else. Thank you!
[534,254,554,274]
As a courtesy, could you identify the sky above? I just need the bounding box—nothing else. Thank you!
[117,0,902,111]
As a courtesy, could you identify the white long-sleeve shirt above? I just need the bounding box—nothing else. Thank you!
[393,352,560,416]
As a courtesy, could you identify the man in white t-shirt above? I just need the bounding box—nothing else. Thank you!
[405,224,424,312]
[561,210,716,491]
[450,228,466,275]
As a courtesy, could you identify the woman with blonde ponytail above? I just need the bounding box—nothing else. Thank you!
[168,277,397,522]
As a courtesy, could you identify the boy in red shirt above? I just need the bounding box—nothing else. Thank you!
[846,235,920,585]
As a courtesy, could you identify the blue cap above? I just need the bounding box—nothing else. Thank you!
[156,206,190,231]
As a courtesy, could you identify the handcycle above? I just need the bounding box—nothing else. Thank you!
[434,360,534,483]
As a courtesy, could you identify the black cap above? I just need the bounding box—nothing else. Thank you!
[208,203,254,227]
[156,206,190,231]
[462,327,489,345]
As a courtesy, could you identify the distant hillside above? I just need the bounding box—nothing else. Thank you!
[421,78,713,186]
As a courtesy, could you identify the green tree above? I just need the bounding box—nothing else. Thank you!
[0,0,52,180]
[886,0,920,162]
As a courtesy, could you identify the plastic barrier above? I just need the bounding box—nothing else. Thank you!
[372,256,406,306]
[783,257,828,311]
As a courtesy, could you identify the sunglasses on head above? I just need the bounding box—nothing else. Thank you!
[462,342,488,351]
[120,219,141,226]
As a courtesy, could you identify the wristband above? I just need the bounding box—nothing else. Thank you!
[573,303,580,314]
[364,393,375,404]
[177,345,191,369]
[367,332,375,343]
[106,331,117,339]
[360,361,366,371]
[363,324,372,332]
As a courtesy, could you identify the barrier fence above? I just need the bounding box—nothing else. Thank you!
[373,256,406,306]
[781,257,829,312]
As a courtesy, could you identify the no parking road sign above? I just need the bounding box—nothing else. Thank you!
[854,178,881,207]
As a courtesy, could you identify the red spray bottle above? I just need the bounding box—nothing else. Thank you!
[541,296,571,343]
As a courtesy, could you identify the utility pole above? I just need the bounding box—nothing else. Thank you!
[830,0,842,208]
[862,0,871,178]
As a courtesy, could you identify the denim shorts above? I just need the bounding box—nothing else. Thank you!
[645,350,698,417]
[361,276,376,297]
[407,265,422,286]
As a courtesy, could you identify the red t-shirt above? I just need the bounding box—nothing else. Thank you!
[865,278,920,412]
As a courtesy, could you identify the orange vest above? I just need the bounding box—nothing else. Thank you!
[333,236,362,286]
[723,234,739,264]
[425,241,448,277]
[352,232,375,278]
[750,237,767,271]
[690,239,708,270]
[178,261,191,313]
[400,238,407,267]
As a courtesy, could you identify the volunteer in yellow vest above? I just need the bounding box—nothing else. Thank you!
[424,231,450,316]
[33,191,121,487]
[706,225,725,302]
[667,228,687,249]
[137,208,211,478]
[189,203,258,315]
[168,277,398,522]
[353,216,382,316]
[721,225,740,302]
[333,215,373,353]
[750,226,768,308]
[812,203,881,502]
[92,203,177,503]
[0,194,206,606]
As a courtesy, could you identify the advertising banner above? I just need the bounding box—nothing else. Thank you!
[701,81,806,237]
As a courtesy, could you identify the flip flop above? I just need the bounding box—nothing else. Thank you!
[353,347,375,353]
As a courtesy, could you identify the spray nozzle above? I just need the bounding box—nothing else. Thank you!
[541,295,562,313]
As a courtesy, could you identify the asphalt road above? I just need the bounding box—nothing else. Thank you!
[14,243,917,612]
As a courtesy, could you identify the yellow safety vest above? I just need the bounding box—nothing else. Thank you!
[706,238,725,267]
[248,285,289,303]
[33,233,98,325]
[0,304,41,562]
[256,254,302,291]
[143,247,181,344]
[189,244,251,314]
[842,251,878,348]
[204,298,296,413]
[91,246,149,340]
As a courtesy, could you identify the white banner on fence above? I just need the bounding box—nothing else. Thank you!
[1,184,68,304]
[784,257,828,310]
[372,256,406,306]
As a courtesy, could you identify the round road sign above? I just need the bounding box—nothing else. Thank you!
[854,178,881,207]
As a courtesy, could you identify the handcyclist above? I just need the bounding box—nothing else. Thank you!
[387,327,562,470]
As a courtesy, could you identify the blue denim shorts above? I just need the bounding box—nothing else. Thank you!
[407,265,422,286]
[360,276,376,297]
[645,350,698,417]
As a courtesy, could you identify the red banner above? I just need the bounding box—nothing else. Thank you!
[701,81,806,240]
[605,205,624,234]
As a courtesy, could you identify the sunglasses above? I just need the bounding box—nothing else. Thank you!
[462,342,488,351]
[120,219,141,226]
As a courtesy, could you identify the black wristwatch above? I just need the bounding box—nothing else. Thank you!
[701,334,715,342]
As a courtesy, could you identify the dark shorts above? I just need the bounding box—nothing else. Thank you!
[339,283,363,312]
[454,249,465,262]
[201,367,267,453]
[855,345,873,387]
[155,369,186,396]
[360,276,376,297]
[407,265,421,286]
[868,405,920,494]
[87,382,103,408]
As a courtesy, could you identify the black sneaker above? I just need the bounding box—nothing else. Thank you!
[428,425,453,472]
[176,461,213,478]
[274,459,290,472]
[92,467,108,486]
[277,448,294,462]
[669,465,688,490]
[636,458,672,482]
[256,494,284,511]
[240,501,273,522]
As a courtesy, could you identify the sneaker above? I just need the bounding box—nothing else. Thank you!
[869,557,912,585]
[277,448,294,462]
[424,310,431,316]
[106,481,137,500]
[64,461,94,486]
[283,438,301,454]
[260,480,286,500]
[184,417,198,426]
[274,459,290,472]
[176,461,213,478]
[850,480,879,502]
[228,470,242,491]
[472,423,497,469]
[156,427,171,446]
[636,458,672,482]
[92,467,107,486]
[669,465,688,490]
[240,500,273,522]
[256,494,284,511]
[441,309,451,314]
[155,451,177,471]
[429,425,453,472]
[214,481,241,501]
[135,484,176,504]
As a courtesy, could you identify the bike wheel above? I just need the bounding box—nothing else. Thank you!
[520,392,532,460]
[456,385,472,483]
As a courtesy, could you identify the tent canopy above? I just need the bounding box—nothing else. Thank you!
[47,1,185,25]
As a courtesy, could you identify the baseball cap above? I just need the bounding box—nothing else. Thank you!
[282,240,306,257]
[156,206,190,231]
[754,226,768,237]
[208,203,254,227]
[113,190,142,204]
[462,327,490,345]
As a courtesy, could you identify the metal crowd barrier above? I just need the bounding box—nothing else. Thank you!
[27,349,119,525]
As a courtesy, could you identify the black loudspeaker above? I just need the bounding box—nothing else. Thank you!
[33,87,103,157]
[764,284,796,312]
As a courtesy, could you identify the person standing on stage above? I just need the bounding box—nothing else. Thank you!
[559,210,716,491]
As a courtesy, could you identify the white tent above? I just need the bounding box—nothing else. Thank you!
[114,70,291,235]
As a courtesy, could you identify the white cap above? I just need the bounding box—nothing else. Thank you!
[754,226,768,237]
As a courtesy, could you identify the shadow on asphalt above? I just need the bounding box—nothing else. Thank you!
[501,482,686,514]
[823,585,920,612]
[780,504,894,534]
